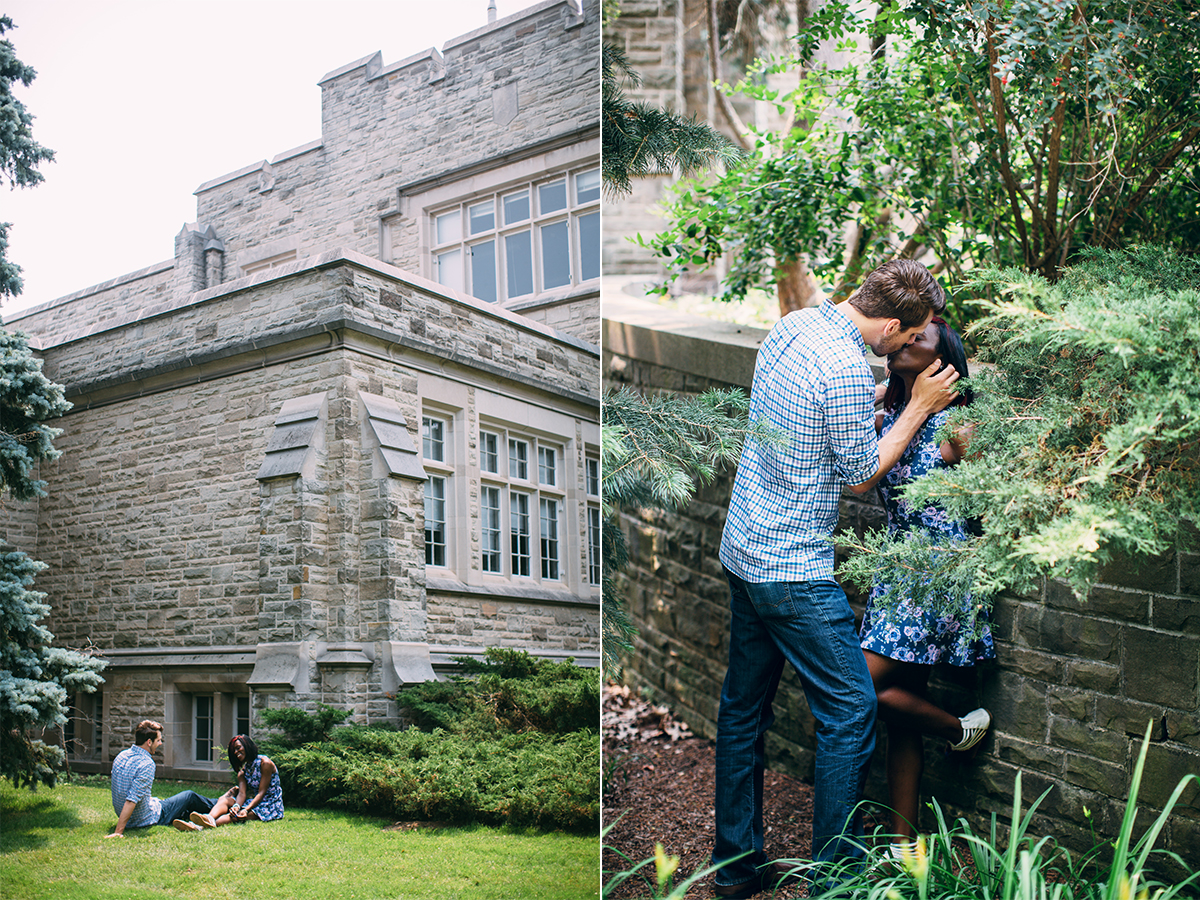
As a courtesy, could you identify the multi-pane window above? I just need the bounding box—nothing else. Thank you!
[540,497,560,579]
[481,485,502,573]
[236,696,251,737]
[586,455,601,586]
[480,425,565,581]
[588,506,602,585]
[511,491,531,576]
[423,414,452,568]
[195,695,215,763]
[425,477,446,566]
[433,167,601,304]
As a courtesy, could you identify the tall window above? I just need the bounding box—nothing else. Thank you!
[586,455,601,585]
[195,695,215,763]
[433,167,600,304]
[481,485,502,573]
[236,696,251,738]
[480,425,566,582]
[423,414,452,568]
[425,477,446,567]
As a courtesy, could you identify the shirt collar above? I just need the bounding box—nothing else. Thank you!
[819,300,867,356]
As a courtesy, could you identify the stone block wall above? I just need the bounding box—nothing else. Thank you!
[603,295,1200,868]
[4,0,600,349]
[0,254,599,779]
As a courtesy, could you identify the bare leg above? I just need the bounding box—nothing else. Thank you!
[863,650,962,843]
[209,790,238,825]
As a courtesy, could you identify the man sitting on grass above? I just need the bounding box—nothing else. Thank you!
[105,719,216,837]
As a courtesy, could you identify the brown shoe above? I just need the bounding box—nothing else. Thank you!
[172,818,201,832]
[714,861,804,898]
[190,811,217,829]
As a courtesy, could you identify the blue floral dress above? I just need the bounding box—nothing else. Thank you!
[244,756,284,821]
[859,407,995,667]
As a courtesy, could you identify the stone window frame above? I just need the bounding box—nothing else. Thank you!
[167,683,251,774]
[64,690,105,761]
[430,164,600,305]
[478,421,568,585]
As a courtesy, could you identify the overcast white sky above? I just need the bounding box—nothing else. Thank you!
[0,0,546,316]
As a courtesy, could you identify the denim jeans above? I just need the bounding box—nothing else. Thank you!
[155,790,216,826]
[712,568,876,890]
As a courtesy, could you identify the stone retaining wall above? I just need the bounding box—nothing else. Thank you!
[604,294,1200,868]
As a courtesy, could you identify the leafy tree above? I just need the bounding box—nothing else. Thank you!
[643,0,1200,321]
[837,246,1200,627]
[0,330,106,789]
[0,16,54,299]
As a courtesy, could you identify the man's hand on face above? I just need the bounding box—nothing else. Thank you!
[911,360,960,414]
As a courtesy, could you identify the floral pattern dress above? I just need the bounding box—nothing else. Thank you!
[244,755,284,821]
[859,407,995,667]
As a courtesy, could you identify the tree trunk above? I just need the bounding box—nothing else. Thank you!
[775,256,822,317]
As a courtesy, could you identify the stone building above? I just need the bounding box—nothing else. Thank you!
[2,0,601,781]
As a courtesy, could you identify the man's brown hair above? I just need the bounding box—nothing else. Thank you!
[848,259,946,328]
[135,720,163,745]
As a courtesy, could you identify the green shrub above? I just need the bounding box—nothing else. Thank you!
[259,703,350,750]
[395,647,601,736]
[262,652,600,833]
[274,728,598,832]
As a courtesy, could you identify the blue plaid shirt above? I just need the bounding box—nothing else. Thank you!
[110,745,161,828]
[720,301,879,582]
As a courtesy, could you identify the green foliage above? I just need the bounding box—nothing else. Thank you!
[605,726,1199,898]
[274,727,598,833]
[0,330,71,501]
[259,703,350,750]
[838,246,1200,623]
[0,330,104,791]
[600,388,783,674]
[645,0,1199,315]
[602,43,744,198]
[394,647,600,737]
[262,652,599,832]
[0,16,55,299]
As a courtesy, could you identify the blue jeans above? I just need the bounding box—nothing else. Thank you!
[713,568,876,889]
[155,790,216,826]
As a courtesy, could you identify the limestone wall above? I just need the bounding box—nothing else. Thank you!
[603,295,1200,867]
[0,257,599,778]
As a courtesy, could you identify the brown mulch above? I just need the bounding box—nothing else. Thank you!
[602,684,814,899]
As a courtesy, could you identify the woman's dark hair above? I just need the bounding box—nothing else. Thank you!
[228,734,259,774]
[883,316,973,412]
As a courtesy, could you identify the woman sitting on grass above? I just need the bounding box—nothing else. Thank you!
[190,734,284,828]
[859,316,993,861]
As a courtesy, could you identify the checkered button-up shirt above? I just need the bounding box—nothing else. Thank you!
[110,744,162,828]
[720,301,879,583]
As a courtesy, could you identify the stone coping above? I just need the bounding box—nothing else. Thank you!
[425,575,600,608]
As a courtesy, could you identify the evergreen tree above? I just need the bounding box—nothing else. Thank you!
[602,43,744,198]
[0,330,106,789]
[837,246,1200,628]
[0,16,55,299]
[601,388,779,674]
[0,20,104,788]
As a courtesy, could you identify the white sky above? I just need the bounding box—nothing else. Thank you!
[0,0,546,316]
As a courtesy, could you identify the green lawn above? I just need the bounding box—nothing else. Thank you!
[0,778,599,900]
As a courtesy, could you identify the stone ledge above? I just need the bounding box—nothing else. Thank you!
[425,575,600,608]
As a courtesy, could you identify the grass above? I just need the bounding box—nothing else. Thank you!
[0,777,599,900]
